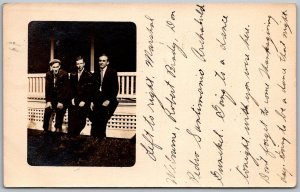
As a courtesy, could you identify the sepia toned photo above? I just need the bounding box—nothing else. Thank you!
[27,21,136,166]
[3,3,296,187]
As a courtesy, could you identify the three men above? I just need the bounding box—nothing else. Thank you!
[43,59,70,133]
[43,54,119,139]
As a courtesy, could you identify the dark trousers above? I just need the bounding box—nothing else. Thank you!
[43,102,67,131]
[89,103,110,139]
[68,103,89,137]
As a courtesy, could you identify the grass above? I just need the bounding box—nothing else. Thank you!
[27,129,135,167]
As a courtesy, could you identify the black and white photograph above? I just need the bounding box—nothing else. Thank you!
[27,21,136,166]
[4,3,297,187]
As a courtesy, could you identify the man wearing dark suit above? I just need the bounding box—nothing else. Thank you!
[43,59,70,133]
[68,56,93,137]
[89,54,119,140]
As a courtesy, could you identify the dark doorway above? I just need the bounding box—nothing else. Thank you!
[55,34,91,72]
[28,21,136,73]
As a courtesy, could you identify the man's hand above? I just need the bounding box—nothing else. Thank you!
[71,98,75,106]
[90,102,94,111]
[57,102,64,109]
[79,101,85,107]
[46,102,52,109]
[102,100,110,107]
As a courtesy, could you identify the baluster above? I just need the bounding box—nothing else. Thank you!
[43,77,45,96]
[122,76,126,96]
[38,77,40,93]
[118,76,121,95]
[41,77,44,94]
[126,75,129,96]
[41,77,44,93]
[31,77,34,94]
[130,75,134,96]
[119,76,122,96]
[120,76,124,95]
[36,77,38,93]
[121,76,124,95]
[134,76,136,94]
[28,77,31,93]
[34,77,36,93]
[37,77,39,94]
[36,77,39,93]
[40,77,43,93]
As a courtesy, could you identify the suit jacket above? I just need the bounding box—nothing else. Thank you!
[70,69,93,103]
[92,67,119,114]
[45,69,70,104]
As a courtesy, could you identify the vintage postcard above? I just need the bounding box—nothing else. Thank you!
[3,3,296,187]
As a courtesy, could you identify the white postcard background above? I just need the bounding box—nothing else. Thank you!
[3,3,296,187]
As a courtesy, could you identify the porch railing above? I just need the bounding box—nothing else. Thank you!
[28,72,136,100]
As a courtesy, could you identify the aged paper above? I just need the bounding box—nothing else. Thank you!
[3,3,296,187]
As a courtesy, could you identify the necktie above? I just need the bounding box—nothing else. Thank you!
[100,69,104,84]
[54,74,57,88]
[78,71,81,81]
[100,69,104,91]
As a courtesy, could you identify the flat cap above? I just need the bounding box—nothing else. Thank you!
[49,59,61,65]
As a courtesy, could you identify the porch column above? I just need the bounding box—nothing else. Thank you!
[90,35,95,72]
[50,36,54,60]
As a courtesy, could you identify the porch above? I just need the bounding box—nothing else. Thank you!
[28,72,136,139]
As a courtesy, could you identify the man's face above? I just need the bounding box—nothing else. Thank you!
[76,59,85,71]
[52,63,61,75]
[99,56,109,69]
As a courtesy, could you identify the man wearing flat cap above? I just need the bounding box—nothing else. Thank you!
[43,59,70,133]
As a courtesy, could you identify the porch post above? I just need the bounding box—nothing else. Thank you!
[50,36,54,60]
[90,35,95,72]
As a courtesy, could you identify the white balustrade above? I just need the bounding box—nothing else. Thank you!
[117,72,136,100]
[28,72,136,101]
[28,74,46,100]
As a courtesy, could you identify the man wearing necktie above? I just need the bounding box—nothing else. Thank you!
[43,59,70,133]
[89,54,119,141]
[68,56,93,137]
